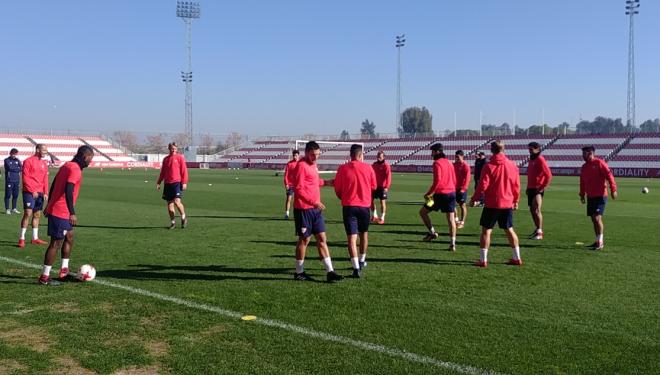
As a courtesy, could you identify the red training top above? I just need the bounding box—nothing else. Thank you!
[527,155,552,190]
[371,161,392,189]
[471,153,520,209]
[22,155,49,194]
[157,153,188,184]
[580,157,617,198]
[426,158,456,196]
[293,158,325,210]
[283,159,298,187]
[453,160,471,192]
[334,160,377,207]
[45,162,82,218]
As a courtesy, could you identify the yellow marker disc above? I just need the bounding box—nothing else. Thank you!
[241,315,257,321]
[575,242,584,245]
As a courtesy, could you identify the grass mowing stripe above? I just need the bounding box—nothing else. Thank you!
[0,255,504,375]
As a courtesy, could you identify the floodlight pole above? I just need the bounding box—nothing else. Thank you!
[625,0,640,131]
[395,34,405,134]
[176,1,200,148]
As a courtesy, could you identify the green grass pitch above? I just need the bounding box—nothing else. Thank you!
[0,169,658,374]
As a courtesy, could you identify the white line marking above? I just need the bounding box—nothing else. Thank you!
[0,255,504,375]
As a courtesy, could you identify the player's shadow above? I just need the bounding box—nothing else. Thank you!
[382,229,475,237]
[367,257,475,266]
[188,215,281,222]
[0,274,34,284]
[250,240,408,250]
[76,224,165,230]
[96,264,293,282]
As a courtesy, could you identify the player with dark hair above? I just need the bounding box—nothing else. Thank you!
[453,150,471,229]
[335,144,377,277]
[4,148,22,215]
[291,141,343,283]
[579,145,617,250]
[157,142,189,229]
[38,145,94,285]
[370,150,391,225]
[18,144,50,247]
[470,140,522,267]
[283,149,300,219]
[473,151,487,206]
[526,141,552,240]
[419,143,458,251]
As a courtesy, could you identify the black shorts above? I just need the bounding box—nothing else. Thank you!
[47,215,73,240]
[162,182,183,201]
[342,206,370,235]
[372,187,388,200]
[23,192,45,211]
[526,188,545,207]
[480,207,514,229]
[285,186,295,197]
[423,193,456,213]
[294,208,326,238]
[587,196,607,216]
[455,190,468,205]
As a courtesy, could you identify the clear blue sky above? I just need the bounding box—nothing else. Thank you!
[1,0,658,137]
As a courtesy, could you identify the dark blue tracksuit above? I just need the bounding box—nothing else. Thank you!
[4,156,22,210]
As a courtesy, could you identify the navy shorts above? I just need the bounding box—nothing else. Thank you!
[294,208,326,238]
[455,190,468,205]
[526,188,545,207]
[162,182,183,201]
[47,215,73,240]
[23,192,45,211]
[372,187,388,200]
[587,196,607,216]
[342,206,371,235]
[285,186,295,197]
[424,193,456,213]
[480,207,514,229]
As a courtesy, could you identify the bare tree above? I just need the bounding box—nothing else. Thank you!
[199,133,215,154]
[146,133,167,154]
[171,133,189,149]
[225,132,244,149]
[113,131,138,151]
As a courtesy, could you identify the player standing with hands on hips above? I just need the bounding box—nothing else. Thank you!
[157,142,189,229]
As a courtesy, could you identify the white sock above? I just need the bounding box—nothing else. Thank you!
[480,248,488,263]
[372,211,378,218]
[512,247,521,260]
[286,210,289,216]
[32,228,39,240]
[380,213,386,220]
[42,265,52,276]
[597,234,603,242]
[20,228,27,240]
[171,219,176,224]
[430,226,436,234]
[359,253,366,263]
[351,257,359,270]
[181,214,186,220]
[295,260,304,274]
[321,257,334,272]
[537,228,543,234]
[451,237,456,246]
[61,258,70,269]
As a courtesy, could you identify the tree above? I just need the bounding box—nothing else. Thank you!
[145,133,166,154]
[224,132,244,149]
[339,130,350,141]
[640,118,660,133]
[113,131,138,152]
[398,106,433,137]
[171,133,189,149]
[557,122,571,135]
[198,133,216,154]
[360,119,376,138]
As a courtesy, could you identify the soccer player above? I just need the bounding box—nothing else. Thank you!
[453,150,471,229]
[334,144,377,278]
[38,145,94,285]
[419,143,458,251]
[157,142,189,229]
[579,145,617,250]
[473,151,487,206]
[18,144,50,248]
[469,140,522,267]
[292,141,343,283]
[370,150,391,225]
[283,149,300,220]
[4,148,22,215]
[526,142,552,240]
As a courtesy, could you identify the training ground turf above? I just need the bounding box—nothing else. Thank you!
[0,169,658,374]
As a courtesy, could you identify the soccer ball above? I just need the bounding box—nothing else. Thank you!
[641,187,649,194]
[77,264,96,282]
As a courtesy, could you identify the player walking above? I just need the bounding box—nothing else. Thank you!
[470,141,522,267]
[453,150,471,229]
[18,144,50,247]
[4,148,22,215]
[579,145,617,250]
[38,146,94,285]
[283,149,300,220]
[334,144,377,278]
[292,141,343,283]
[526,142,552,240]
[419,143,458,251]
[157,142,189,229]
[370,150,391,225]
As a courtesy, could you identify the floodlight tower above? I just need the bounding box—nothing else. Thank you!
[625,0,640,130]
[176,1,200,149]
[395,34,405,132]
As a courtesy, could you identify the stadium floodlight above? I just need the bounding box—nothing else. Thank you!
[395,34,406,134]
[176,1,201,149]
[625,0,640,130]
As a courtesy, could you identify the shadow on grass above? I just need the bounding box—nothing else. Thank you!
[269,254,474,267]
[379,229,475,237]
[96,264,303,282]
[77,225,166,230]
[249,240,414,250]
[188,215,345,225]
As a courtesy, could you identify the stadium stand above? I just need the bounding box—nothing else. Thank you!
[607,133,660,169]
